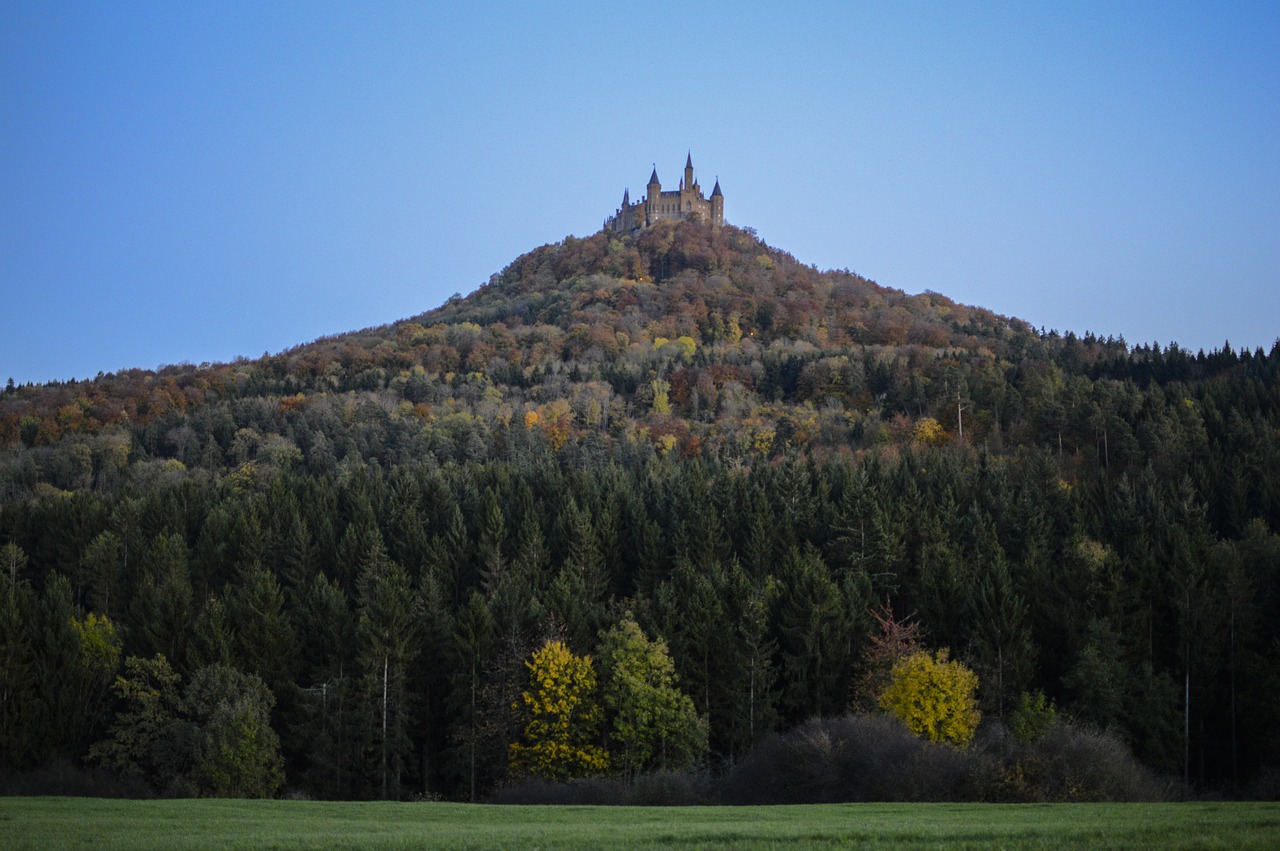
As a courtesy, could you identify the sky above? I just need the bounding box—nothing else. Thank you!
[3,2,1278,385]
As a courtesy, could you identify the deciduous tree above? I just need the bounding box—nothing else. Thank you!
[879,649,981,748]
[508,639,609,781]
[597,614,706,779]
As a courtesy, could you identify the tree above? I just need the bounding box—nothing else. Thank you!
[1063,617,1126,729]
[185,664,285,798]
[292,572,358,800]
[228,564,297,696]
[971,554,1034,726]
[854,599,924,711]
[128,533,194,671]
[448,590,494,801]
[189,598,236,670]
[1010,689,1056,744]
[89,654,189,794]
[2,541,29,590]
[356,541,420,799]
[720,563,779,761]
[597,614,707,779]
[0,572,38,768]
[69,609,122,755]
[879,649,981,748]
[508,639,609,781]
[91,655,285,798]
[81,531,124,620]
[776,546,849,721]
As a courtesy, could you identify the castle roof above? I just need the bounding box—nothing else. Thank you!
[685,151,693,169]
[649,166,660,185]
[711,178,722,198]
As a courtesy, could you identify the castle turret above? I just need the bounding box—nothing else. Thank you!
[710,177,724,228]
[684,152,695,193]
[646,166,661,224]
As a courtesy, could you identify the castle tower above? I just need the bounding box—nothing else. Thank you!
[683,152,695,193]
[710,177,724,227]
[646,165,661,226]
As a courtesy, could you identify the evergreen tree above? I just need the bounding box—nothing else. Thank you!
[447,590,493,801]
[356,540,420,799]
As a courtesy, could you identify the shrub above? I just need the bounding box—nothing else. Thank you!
[996,721,1170,802]
[1010,690,1056,744]
[0,759,152,798]
[717,714,989,804]
[1246,765,1280,801]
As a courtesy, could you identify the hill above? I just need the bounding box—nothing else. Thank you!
[1,220,1278,800]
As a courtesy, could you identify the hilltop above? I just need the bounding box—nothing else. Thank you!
[1,221,1116,461]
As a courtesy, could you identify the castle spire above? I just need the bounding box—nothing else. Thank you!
[622,187,630,205]
[649,164,659,185]
[711,177,722,197]
[685,151,693,170]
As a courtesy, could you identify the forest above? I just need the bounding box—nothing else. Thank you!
[1,221,1277,801]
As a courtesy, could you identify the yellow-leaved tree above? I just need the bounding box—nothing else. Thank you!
[508,640,610,780]
[879,649,981,747]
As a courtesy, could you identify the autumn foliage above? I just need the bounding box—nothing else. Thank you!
[508,640,609,781]
[879,649,981,748]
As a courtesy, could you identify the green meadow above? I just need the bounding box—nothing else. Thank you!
[1,798,1277,849]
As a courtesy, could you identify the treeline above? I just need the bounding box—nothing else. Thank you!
[2,442,1277,798]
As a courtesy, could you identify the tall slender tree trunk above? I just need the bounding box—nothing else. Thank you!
[1183,666,1190,796]
[997,646,1005,727]
[469,657,477,803]
[382,655,389,800]
[1231,604,1238,790]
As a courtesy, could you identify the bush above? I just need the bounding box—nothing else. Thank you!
[717,714,990,804]
[995,721,1170,802]
[718,714,1169,804]
[1246,765,1280,801]
[0,759,152,798]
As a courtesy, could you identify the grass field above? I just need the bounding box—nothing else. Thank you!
[1,797,1277,849]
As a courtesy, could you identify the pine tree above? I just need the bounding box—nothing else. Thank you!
[356,540,420,799]
[448,590,493,801]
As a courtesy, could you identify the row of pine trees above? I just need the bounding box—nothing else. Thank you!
[4,441,1278,797]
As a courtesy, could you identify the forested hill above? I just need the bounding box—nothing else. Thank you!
[1,220,1278,801]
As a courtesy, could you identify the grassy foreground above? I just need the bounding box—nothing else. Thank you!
[1,798,1277,849]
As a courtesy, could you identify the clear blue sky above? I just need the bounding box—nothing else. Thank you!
[3,2,1278,384]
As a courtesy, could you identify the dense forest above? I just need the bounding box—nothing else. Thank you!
[2,221,1277,801]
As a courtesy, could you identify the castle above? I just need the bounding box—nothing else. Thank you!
[604,153,723,234]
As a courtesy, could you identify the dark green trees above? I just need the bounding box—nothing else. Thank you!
[90,655,284,797]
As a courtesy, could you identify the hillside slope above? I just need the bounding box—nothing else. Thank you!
[1,221,1278,800]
